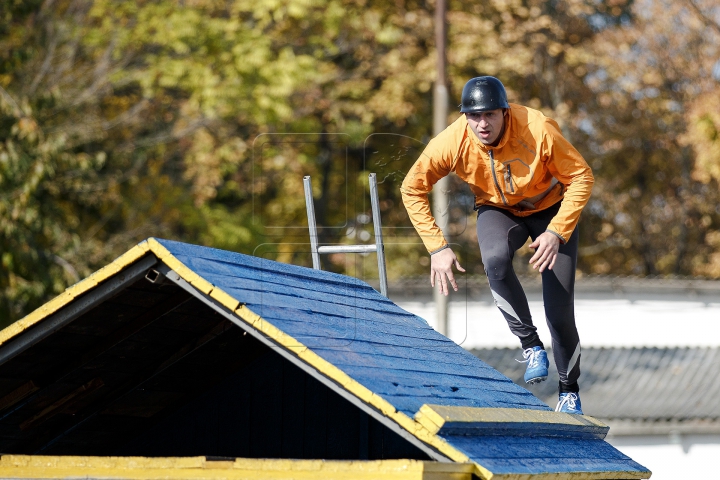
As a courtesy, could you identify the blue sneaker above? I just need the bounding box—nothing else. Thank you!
[556,392,583,415]
[520,346,549,384]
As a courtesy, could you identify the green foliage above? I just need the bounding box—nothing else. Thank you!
[0,90,84,321]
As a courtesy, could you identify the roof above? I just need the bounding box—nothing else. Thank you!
[0,238,650,479]
[473,347,720,435]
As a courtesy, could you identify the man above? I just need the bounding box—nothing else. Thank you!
[401,76,593,414]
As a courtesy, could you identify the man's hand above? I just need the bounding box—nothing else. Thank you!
[430,248,466,296]
[529,232,561,272]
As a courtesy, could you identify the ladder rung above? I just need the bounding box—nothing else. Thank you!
[318,245,378,254]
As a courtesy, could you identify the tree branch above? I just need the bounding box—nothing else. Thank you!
[28,8,59,96]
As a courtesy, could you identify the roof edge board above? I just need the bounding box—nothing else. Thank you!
[0,455,479,480]
[416,405,609,439]
[155,263,454,465]
[0,254,158,367]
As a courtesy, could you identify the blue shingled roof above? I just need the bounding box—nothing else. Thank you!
[441,435,638,476]
[1,237,651,478]
[157,238,547,416]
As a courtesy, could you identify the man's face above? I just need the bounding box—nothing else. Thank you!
[465,109,506,145]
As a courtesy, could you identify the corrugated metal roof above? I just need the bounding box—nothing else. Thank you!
[472,347,720,435]
[0,238,651,478]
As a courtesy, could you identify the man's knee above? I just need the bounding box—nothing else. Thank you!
[481,248,513,280]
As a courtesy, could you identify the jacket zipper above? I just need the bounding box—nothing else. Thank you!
[505,164,514,193]
[489,150,509,205]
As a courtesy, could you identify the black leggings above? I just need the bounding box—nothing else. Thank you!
[477,202,580,393]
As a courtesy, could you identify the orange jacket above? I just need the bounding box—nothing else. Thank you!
[401,104,594,253]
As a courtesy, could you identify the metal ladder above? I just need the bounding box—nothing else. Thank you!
[303,173,389,297]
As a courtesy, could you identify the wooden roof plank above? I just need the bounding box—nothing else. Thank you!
[154,238,370,287]
[254,308,444,340]
[249,301,431,331]
[445,435,645,474]
[177,258,397,311]
[0,455,480,480]
[282,319,435,344]
[173,255,380,299]
[221,289,413,325]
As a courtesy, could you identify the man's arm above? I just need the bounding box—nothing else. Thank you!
[401,125,465,292]
[400,124,459,253]
[524,119,592,273]
[542,119,594,243]
[400,159,450,254]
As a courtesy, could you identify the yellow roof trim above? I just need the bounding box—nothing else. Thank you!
[0,455,478,480]
[147,238,214,294]
[415,405,608,435]
[0,455,648,480]
[0,242,151,348]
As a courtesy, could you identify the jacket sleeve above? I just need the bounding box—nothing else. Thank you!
[400,131,457,253]
[542,118,594,242]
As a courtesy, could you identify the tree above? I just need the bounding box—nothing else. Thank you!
[579,0,720,276]
[4,0,720,327]
[0,0,322,327]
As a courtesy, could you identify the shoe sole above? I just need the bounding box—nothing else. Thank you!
[525,375,548,385]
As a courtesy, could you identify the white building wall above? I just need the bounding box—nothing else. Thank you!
[395,299,720,348]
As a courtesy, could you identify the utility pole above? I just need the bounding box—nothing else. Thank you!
[433,0,450,336]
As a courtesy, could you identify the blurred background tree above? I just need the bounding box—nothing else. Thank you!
[2,0,720,327]
[578,0,720,276]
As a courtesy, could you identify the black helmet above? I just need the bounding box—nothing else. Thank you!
[459,76,509,113]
